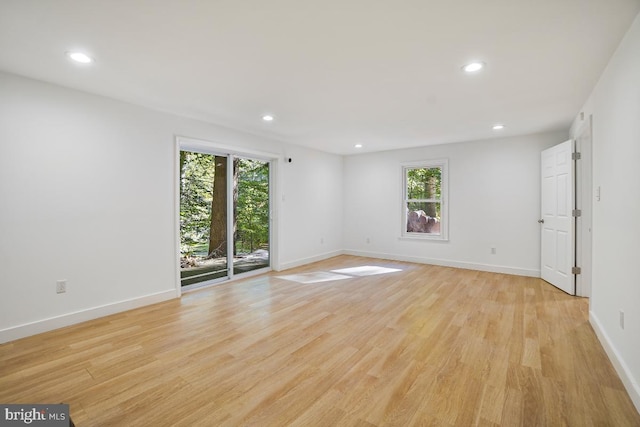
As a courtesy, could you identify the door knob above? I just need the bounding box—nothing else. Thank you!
[538,219,544,224]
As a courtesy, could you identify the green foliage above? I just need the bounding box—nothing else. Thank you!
[236,159,269,253]
[406,167,441,200]
[180,152,215,257]
[179,152,269,259]
[406,167,441,219]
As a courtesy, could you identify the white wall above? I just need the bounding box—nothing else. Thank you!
[343,131,568,276]
[571,12,640,412]
[0,71,343,342]
[279,143,344,269]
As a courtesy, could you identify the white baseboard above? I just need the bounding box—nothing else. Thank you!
[0,289,178,344]
[589,311,640,413]
[276,250,344,271]
[343,249,540,277]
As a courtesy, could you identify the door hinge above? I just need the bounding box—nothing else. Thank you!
[572,209,582,217]
[572,152,582,160]
[572,266,582,275]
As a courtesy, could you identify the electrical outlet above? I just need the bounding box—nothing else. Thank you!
[56,280,67,294]
[619,310,624,329]
[366,237,371,244]
[491,247,496,255]
[320,237,324,244]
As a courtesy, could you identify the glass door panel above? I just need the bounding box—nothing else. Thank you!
[233,158,270,275]
[179,151,228,287]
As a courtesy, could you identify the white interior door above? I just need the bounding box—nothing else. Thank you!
[540,140,575,295]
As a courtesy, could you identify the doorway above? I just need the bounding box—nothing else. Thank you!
[540,121,593,297]
[178,146,272,289]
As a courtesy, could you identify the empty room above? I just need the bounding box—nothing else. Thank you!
[1,1,640,426]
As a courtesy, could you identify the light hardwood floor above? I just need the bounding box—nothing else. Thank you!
[1,256,639,426]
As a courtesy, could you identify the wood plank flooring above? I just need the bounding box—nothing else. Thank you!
[1,256,639,426]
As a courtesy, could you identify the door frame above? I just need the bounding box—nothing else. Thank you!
[574,114,593,297]
[174,136,280,296]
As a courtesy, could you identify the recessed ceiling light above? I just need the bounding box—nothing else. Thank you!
[67,51,94,64]
[492,124,505,130]
[262,115,274,122]
[462,61,485,73]
[355,144,363,148]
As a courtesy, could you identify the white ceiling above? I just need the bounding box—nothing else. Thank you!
[1,1,639,155]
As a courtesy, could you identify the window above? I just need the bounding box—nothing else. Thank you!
[402,159,448,240]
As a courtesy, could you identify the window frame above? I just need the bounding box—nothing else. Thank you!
[401,158,449,241]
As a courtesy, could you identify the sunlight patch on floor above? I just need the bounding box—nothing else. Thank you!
[331,265,402,276]
[277,265,403,284]
[276,272,353,284]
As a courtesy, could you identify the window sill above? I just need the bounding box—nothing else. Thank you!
[399,234,449,242]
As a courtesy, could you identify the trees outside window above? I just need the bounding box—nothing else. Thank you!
[235,159,269,255]
[179,150,270,286]
[403,159,448,240]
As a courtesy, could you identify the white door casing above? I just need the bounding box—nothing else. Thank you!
[541,140,575,295]
[575,116,592,297]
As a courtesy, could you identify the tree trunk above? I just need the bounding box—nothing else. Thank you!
[425,176,437,217]
[179,151,186,194]
[208,156,227,258]
[208,157,240,258]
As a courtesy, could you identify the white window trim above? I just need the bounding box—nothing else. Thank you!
[401,158,449,241]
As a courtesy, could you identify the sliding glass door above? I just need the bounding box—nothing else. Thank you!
[234,158,270,275]
[179,150,270,288]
